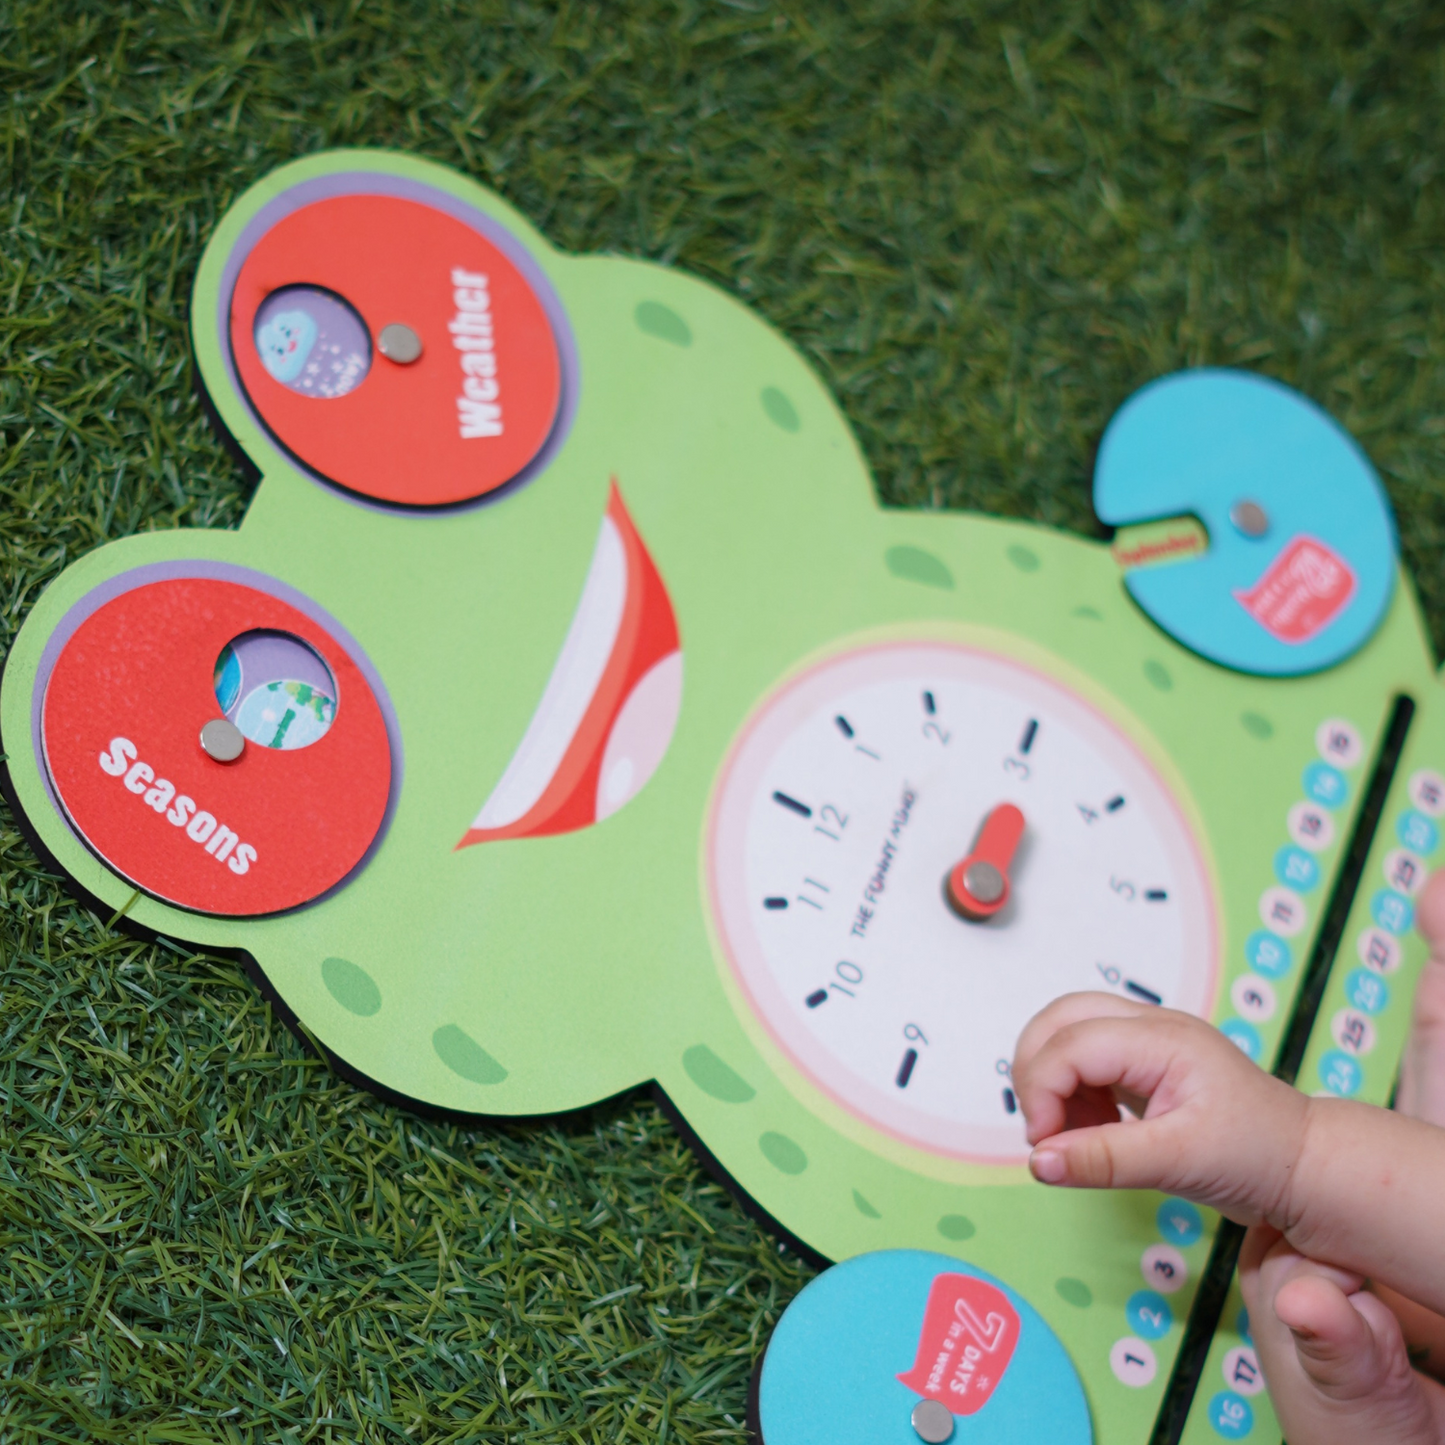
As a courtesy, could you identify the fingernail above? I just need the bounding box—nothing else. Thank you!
[1030,1148,1066,1184]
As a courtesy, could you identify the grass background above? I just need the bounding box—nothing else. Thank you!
[2,1,1445,1439]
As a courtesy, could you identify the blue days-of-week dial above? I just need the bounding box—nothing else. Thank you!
[707,642,1219,1162]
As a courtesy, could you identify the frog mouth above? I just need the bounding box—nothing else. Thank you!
[457,481,682,847]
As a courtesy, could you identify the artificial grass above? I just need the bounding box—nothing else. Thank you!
[3,1,1445,1440]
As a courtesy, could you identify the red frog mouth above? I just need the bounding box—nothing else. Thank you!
[457,481,682,846]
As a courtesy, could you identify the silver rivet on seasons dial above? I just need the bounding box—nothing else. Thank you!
[911,1398,955,1443]
[964,859,1005,904]
[200,717,246,763]
[378,323,423,364]
[1229,499,1269,538]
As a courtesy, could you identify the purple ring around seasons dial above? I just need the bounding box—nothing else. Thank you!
[253,285,371,398]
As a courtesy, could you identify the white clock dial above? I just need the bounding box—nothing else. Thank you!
[707,641,1218,1162]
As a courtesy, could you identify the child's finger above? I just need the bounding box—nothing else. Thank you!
[1012,991,1151,1081]
[1027,1114,1191,1191]
[1414,869,1445,956]
[1013,1013,1198,1144]
[1395,871,1445,1122]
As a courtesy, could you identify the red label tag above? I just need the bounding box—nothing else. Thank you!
[1233,535,1355,643]
[896,1273,1020,1417]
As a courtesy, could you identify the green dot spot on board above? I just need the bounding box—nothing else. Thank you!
[1145,659,1174,692]
[1241,711,1274,739]
[885,545,955,590]
[937,1213,976,1241]
[321,956,381,1017]
[760,1131,807,1174]
[1007,544,1041,573]
[1073,605,1103,620]
[761,386,800,432]
[432,1024,508,1086]
[852,1189,881,1219]
[634,300,691,347]
[1055,1277,1093,1308]
[682,1044,755,1103]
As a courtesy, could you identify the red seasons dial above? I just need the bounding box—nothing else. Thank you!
[230,193,563,507]
[41,577,393,916]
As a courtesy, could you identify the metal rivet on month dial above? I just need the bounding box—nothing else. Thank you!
[964,859,1005,904]
[1229,499,1269,538]
[200,717,246,763]
[911,1398,955,1443]
[377,323,423,364]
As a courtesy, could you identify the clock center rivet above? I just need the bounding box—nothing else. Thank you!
[911,1397,955,1442]
[1229,499,1269,538]
[964,859,1005,904]
[199,717,246,763]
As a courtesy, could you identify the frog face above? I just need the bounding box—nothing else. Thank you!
[4,149,1435,1445]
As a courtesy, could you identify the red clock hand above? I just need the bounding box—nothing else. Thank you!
[947,804,1025,921]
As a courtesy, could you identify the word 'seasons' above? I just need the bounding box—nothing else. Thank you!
[98,738,257,875]
[450,268,504,439]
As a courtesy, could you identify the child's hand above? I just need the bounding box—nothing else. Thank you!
[1239,1225,1445,1445]
[1396,870,1445,1125]
[1012,992,1310,1227]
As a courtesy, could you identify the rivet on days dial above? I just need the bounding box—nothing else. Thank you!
[1229,499,1269,538]
[377,323,423,364]
[911,1397,955,1443]
[199,717,246,763]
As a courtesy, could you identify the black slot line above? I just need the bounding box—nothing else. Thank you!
[834,716,854,739]
[1106,795,1126,813]
[805,989,827,1008]
[1148,692,1415,1445]
[763,896,788,910]
[1145,889,1168,902]
[896,1049,918,1088]
[1125,979,1163,1006]
[1020,719,1038,755]
[922,690,936,715]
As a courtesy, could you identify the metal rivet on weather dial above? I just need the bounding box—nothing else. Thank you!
[1229,499,1269,539]
[911,1398,955,1444]
[200,717,246,763]
[378,323,423,364]
[964,859,1006,905]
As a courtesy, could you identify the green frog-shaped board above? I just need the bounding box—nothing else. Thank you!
[5,150,1444,1445]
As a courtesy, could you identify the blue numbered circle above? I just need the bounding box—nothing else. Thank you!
[1209,1390,1255,1439]
[1220,1019,1262,1060]
[1274,845,1320,892]
[1303,762,1348,809]
[1318,1049,1363,1097]
[1157,1199,1203,1248]
[1399,810,1440,857]
[1127,1289,1173,1340]
[1346,967,1389,1016]
[1245,931,1292,979]
[1372,889,1414,936]
[1235,1308,1252,1344]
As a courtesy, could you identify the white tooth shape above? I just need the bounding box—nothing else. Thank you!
[595,651,683,821]
[470,516,626,832]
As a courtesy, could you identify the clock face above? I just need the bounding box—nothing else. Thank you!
[706,640,1219,1162]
